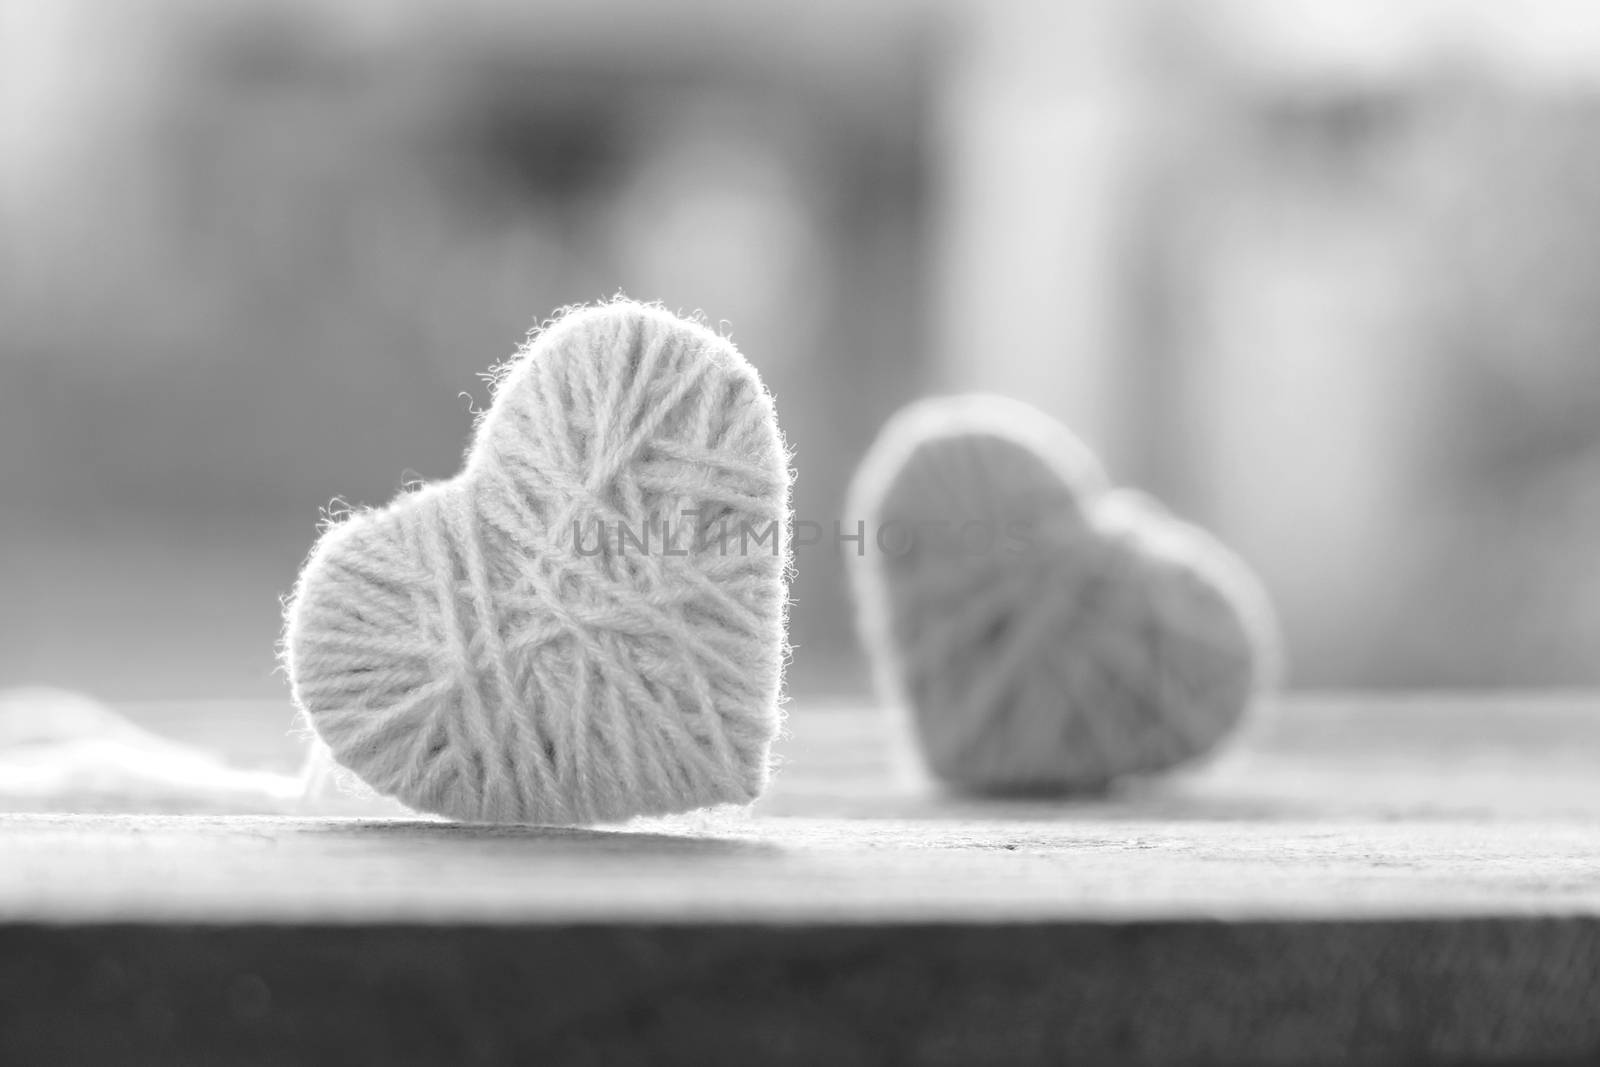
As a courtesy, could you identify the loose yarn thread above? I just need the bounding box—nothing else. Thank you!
[284,300,791,824]
[848,395,1278,793]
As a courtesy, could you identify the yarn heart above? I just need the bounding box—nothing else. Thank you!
[848,395,1276,793]
[284,302,791,824]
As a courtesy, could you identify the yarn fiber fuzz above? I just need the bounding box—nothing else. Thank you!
[848,395,1277,794]
[284,301,791,825]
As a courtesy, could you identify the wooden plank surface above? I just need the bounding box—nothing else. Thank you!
[3,694,1600,1064]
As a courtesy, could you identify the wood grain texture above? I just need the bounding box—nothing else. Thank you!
[3,693,1600,1065]
[5,919,1600,1066]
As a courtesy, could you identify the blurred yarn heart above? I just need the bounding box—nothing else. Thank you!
[284,301,791,824]
[847,395,1278,793]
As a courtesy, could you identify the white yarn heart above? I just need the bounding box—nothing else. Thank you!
[284,301,791,824]
[848,395,1277,793]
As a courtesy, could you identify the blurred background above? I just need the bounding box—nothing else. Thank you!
[6,0,1600,704]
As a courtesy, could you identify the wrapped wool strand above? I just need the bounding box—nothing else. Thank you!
[847,395,1278,794]
[283,300,792,825]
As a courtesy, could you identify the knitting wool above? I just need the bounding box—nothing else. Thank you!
[284,301,791,824]
[847,395,1277,793]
